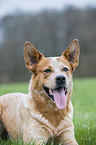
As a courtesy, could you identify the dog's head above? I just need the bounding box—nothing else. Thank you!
[24,39,79,109]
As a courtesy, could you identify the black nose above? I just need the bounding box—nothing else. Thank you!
[56,75,65,86]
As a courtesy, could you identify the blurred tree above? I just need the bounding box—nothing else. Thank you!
[0,7,96,83]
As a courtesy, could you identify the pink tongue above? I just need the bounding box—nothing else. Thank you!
[53,87,67,109]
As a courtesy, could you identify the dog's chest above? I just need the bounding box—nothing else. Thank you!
[31,95,67,126]
[42,109,66,128]
[31,110,68,138]
[33,99,67,128]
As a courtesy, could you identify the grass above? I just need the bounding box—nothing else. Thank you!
[0,78,96,145]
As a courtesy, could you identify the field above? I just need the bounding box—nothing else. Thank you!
[0,78,96,145]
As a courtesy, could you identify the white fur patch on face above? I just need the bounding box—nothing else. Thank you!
[44,57,71,90]
[50,57,70,72]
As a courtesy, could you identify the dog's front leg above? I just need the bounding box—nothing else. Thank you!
[55,127,78,145]
[22,119,51,144]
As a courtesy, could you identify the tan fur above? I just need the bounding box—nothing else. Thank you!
[0,39,79,144]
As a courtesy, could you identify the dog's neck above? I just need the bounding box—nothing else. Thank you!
[27,78,73,128]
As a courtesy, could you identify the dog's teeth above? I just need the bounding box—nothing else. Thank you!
[51,89,53,93]
[49,89,53,95]
[49,89,52,94]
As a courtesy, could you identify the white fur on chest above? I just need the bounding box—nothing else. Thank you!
[23,95,73,137]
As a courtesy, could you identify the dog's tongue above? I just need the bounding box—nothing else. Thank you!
[53,87,67,109]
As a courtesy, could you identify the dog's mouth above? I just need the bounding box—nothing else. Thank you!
[43,86,67,109]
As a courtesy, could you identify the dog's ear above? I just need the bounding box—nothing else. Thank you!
[61,39,79,71]
[24,42,44,72]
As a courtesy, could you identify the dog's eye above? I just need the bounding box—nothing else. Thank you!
[44,69,52,73]
[63,67,69,72]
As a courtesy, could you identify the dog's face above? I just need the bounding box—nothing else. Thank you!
[24,40,79,109]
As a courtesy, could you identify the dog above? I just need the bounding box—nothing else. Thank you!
[0,39,79,145]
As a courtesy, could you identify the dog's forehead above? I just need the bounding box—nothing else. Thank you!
[49,57,71,69]
[38,56,71,70]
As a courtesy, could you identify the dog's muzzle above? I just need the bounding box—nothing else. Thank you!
[43,75,67,109]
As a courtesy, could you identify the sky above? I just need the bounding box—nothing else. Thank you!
[0,0,96,18]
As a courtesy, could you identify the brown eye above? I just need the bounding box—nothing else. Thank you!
[44,69,52,73]
[63,67,69,72]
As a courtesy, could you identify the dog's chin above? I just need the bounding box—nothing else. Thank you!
[43,85,67,109]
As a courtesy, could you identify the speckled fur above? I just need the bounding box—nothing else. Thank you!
[0,39,79,145]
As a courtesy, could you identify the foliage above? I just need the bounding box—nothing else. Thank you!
[0,78,96,144]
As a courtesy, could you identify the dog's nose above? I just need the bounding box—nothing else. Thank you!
[56,75,65,86]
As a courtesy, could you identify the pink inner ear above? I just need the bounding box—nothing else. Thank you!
[61,39,79,70]
[30,55,37,66]
[68,50,77,63]
[24,42,44,72]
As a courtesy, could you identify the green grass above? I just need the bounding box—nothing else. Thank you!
[0,78,96,145]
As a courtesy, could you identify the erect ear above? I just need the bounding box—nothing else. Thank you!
[24,41,44,72]
[61,39,79,71]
